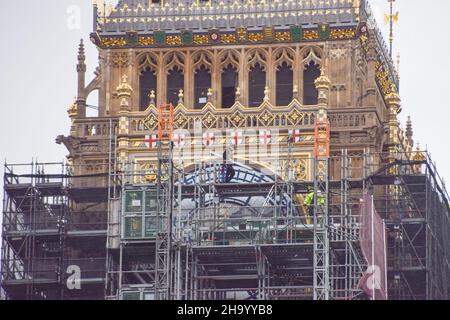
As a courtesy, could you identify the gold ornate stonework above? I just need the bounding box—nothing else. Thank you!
[138,36,154,46]
[102,37,127,48]
[68,1,401,188]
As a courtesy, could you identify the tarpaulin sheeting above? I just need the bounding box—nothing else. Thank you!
[358,192,388,300]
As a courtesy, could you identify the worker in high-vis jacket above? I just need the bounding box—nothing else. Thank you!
[304,189,326,216]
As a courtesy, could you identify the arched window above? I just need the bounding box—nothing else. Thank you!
[139,68,157,111]
[194,65,211,109]
[167,66,184,106]
[303,61,321,105]
[248,63,266,107]
[276,62,293,106]
[221,64,237,108]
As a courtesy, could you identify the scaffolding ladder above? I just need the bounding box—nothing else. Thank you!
[155,104,174,300]
[313,119,331,300]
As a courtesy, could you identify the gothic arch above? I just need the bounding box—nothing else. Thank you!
[192,51,213,109]
[219,49,240,71]
[301,46,323,69]
[246,48,268,71]
[136,52,158,74]
[192,50,213,73]
[273,47,295,70]
[163,51,186,74]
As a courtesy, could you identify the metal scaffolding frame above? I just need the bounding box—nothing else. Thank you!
[3,149,449,300]
[105,148,375,300]
[367,154,450,300]
[1,161,108,300]
[2,108,449,302]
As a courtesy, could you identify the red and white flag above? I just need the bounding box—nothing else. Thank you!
[172,132,186,148]
[145,134,158,149]
[259,129,272,145]
[289,129,302,143]
[230,130,243,146]
[202,132,215,146]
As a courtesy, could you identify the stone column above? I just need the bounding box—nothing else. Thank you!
[365,32,378,107]
[76,39,87,117]
[315,67,332,122]
[385,85,401,171]
[405,116,414,157]
[239,48,247,106]
[116,75,133,167]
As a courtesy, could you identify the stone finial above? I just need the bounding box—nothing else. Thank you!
[149,90,156,105]
[412,143,426,161]
[385,84,401,112]
[117,74,133,98]
[178,89,184,104]
[293,85,298,95]
[315,67,331,108]
[67,99,77,119]
[235,87,241,102]
[117,74,133,112]
[77,39,86,73]
[386,84,401,165]
[264,86,270,102]
[78,39,85,60]
[314,67,331,90]
[207,88,213,102]
[406,116,413,148]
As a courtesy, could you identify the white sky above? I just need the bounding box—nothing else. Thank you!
[0,0,449,224]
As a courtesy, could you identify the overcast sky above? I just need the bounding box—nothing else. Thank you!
[0,0,449,222]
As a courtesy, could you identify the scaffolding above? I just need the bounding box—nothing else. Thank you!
[2,151,449,300]
[96,96,449,300]
[0,161,109,300]
[367,154,450,300]
[2,123,449,301]
[107,155,370,300]
[103,113,385,301]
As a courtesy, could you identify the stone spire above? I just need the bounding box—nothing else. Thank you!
[315,67,331,122]
[116,74,134,167]
[412,143,426,173]
[315,67,331,103]
[76,39,87,117]
[405,116,413,149]
[117,74,133,112]
[77,39,86,72]
[385,85,401,169]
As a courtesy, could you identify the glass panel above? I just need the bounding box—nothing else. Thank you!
[144,216,158,238]
[194,66,211,109]
[167,66,184,106]
[124,217,143,238]
[139,68,157,111]
[122,292,141,300]
[248,63,266,107]
[221,64,237,108]
[276,62,293,106]
[303,61,320,105]
[145,190,158,213]
[143,292,155,300]
[125,191,143,214]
